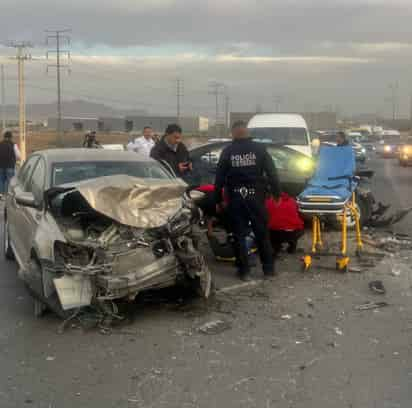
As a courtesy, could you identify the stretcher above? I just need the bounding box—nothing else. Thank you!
[297,145,363,272]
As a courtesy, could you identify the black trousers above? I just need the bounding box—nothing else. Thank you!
[227,196,274,275]
[270,230,304,257]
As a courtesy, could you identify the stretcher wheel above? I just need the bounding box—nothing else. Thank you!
[336,263,348,273]
[336,257,350,273]
[302,255,312,272]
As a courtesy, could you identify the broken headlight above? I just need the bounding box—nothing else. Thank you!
[168,208,191,235]
[54,241,95,267]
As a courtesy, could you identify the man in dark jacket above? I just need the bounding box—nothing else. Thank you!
[150,124,191,177]
[214,121,281,281]
[0,130,20,199]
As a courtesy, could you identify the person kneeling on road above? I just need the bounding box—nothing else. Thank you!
[214,121,281,281]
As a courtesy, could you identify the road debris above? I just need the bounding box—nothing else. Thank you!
[334,327,343,336]
[216,280,261,294]
[281,314,292,320]
[369,280,386,295]
[368,206,412,228]
[299,357,321,371]
[354,301,389,311]
[230,376,255,389]
[349,266,362,273]
[198,319,231,335]
[46,356,56,361]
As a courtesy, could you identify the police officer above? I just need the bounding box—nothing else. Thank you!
[214,121,281,281]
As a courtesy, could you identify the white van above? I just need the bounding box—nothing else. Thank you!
[247,114,312,156]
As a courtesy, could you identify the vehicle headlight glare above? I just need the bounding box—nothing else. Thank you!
[384,145,391,152]
[296,157,314,172]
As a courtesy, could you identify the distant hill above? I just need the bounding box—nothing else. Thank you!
[3,99,146,121]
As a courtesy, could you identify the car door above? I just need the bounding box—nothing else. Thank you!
[266,146,312,197]
[7,155,39,263]
[16,157,47,273]
[188,144,226,186]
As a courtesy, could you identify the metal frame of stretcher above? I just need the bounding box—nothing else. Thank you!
[297,146,363,272]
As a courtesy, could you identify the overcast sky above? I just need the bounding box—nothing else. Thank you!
[1,0,412,119]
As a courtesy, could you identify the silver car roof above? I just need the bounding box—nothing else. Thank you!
[34,148,153,164]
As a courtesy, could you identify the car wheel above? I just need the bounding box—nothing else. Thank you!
[330,192,372,230]
[3,217,15,261]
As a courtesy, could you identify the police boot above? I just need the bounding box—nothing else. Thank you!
[237,269,252,282]
[263,262,277,280]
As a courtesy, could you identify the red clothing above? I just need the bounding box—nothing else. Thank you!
[196,185,303,232]
[196,184,229,204]
[266,192,304,231]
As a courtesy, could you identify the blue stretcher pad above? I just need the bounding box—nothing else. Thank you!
[297,145,357,213]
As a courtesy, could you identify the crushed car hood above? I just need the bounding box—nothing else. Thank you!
[47,175,188,229]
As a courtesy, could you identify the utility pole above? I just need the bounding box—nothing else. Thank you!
[209,82,225,136]
[1,64,5,130]
[273,95,283,113]
[175,78,184,124]
[224,93,230,135]
[410,93,412,127]
[388,82,399,121]
[8,42,33,162]
[46,29,71,147]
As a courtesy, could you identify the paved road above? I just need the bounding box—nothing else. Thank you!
[369,156,412,233]
[0,156,412,408]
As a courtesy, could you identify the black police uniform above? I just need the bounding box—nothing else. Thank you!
[214,138,281,278]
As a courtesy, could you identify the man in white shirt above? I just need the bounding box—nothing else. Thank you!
[126,126,155,157]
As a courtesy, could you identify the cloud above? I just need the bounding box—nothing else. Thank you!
[1,0,412,117]
[1,0,412,49]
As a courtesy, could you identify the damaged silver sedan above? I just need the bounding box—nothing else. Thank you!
[3,149,211,317]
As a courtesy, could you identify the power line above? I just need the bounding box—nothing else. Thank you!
[8,41,33,162]
[46,29,71,146]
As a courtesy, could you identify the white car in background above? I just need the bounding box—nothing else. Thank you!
[101,144,125,151]
[247,114,312,157]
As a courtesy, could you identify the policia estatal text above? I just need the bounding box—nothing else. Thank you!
[214,121,281,281]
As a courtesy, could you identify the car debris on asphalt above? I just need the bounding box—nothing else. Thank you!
[198,319,231,335]
[369,280,386,294]
[354,301,389,311]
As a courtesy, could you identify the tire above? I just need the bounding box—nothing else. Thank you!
[357,191,374,226]
[3,216,15,261]
[329,191,373,230]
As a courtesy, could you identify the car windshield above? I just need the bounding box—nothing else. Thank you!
[248,127,308,145]
[52,160,171,186]
[199,145,308,171]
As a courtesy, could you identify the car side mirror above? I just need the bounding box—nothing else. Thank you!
[15,192,38,208]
